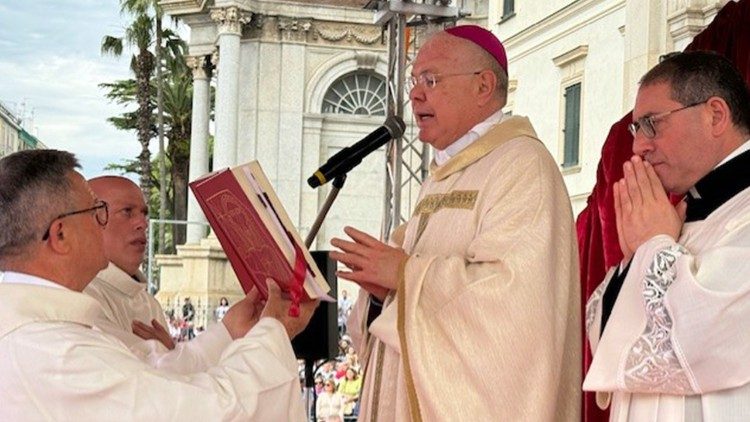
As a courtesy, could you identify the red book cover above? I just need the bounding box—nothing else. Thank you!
[189,169,296,299]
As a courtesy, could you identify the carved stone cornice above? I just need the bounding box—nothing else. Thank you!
[210,6,252,36]
[241,16,384,47]
[313,23,382,45]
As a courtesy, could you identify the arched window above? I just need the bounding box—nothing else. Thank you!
[322,72,386,116]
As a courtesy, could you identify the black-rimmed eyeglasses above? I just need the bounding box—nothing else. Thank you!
[628,101,706,139]
[41,200,109,241]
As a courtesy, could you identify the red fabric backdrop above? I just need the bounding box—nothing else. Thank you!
[577,1,750,421]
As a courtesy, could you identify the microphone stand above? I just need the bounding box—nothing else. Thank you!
[304,175,346,248]
[302,174,346,421]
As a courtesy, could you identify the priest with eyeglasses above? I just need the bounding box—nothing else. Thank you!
[584,51,750,421]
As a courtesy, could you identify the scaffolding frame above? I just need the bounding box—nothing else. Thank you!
[373,0,469,241]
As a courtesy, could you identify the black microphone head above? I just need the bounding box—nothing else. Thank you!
[383,115,406,139]
[307,174,322,188]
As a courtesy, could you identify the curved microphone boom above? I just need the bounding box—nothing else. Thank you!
[307,115,406,188]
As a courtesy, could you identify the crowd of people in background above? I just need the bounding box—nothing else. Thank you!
[306,290,360,422]
[311,338,362,421]
[161,296,230,343]
[158,291,362,421]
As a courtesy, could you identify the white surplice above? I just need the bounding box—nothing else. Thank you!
[584,188,750,421]
[349,116,581,421]
[0,276,305,421]
[85,262,232,374]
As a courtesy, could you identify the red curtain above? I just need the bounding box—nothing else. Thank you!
[577,1,750,421]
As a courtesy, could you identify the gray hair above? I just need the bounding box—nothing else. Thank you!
[488,56,509,105]
[0,149,80,264]
[640,51,750,135]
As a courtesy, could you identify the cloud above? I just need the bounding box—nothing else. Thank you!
[0,53,141,177]
[0,1,169,179]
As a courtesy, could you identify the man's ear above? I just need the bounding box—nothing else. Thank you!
[46,221,72,254]
[476,70,497,105]
[707,96,731,137]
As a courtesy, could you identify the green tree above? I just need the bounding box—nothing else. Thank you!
[100,34,196,248]
[101,11,155,201]
[120,0,170,251]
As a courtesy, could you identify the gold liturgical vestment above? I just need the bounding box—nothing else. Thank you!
[349,116,581,421]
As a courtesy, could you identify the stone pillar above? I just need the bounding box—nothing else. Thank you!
[185,55,212,244]
[622,1,667,110]
[210,6,250,170]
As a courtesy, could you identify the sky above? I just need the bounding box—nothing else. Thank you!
[0,1,169,178]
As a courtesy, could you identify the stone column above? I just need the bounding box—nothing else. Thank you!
[210,6,250,170]
[622,1,667,110]
[185,55,212,244]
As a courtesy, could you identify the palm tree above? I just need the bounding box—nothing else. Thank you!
[164,73,192,246]
[162,45,192,246]
[101,12,155,201]
[100,32,195,249]
[121,0,169,251]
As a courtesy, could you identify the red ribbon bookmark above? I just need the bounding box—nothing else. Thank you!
[287,242,307,317]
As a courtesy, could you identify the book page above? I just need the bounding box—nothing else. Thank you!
[233,161,333,301]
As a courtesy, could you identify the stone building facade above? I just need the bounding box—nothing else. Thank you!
[156,0,728,325]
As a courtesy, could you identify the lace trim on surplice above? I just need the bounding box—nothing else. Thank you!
[623,244,695,394]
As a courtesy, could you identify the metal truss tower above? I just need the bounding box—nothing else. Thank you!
[369,0,470,241]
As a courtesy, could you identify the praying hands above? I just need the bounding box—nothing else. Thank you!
[614,155,686,262]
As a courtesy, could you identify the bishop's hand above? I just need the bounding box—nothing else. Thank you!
[330,226,408,301]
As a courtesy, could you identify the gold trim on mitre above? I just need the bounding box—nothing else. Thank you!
[430,115,539,182]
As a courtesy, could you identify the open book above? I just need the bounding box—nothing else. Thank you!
[190,161,332,308]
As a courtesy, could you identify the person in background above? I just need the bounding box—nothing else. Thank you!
[316,379,345,422]
[314,376,325,395]
[182,296,195,339]
[215,296,230,322]
[337,367,362,417]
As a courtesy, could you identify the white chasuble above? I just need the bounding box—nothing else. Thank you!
[585,187,750,421]
[349,116,581,421]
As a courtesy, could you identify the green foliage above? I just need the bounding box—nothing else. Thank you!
[101,0,197,252]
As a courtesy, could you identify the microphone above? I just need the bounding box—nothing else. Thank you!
[307,115,406,188]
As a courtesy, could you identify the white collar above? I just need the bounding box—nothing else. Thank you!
[0,271,67,290]
[434,110,505,166]
[716,139,750,168]
[94,262,147,297]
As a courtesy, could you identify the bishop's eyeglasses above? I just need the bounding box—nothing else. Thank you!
[628,101,706,139]
[41,200,109,240]
[405,71,482,92]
